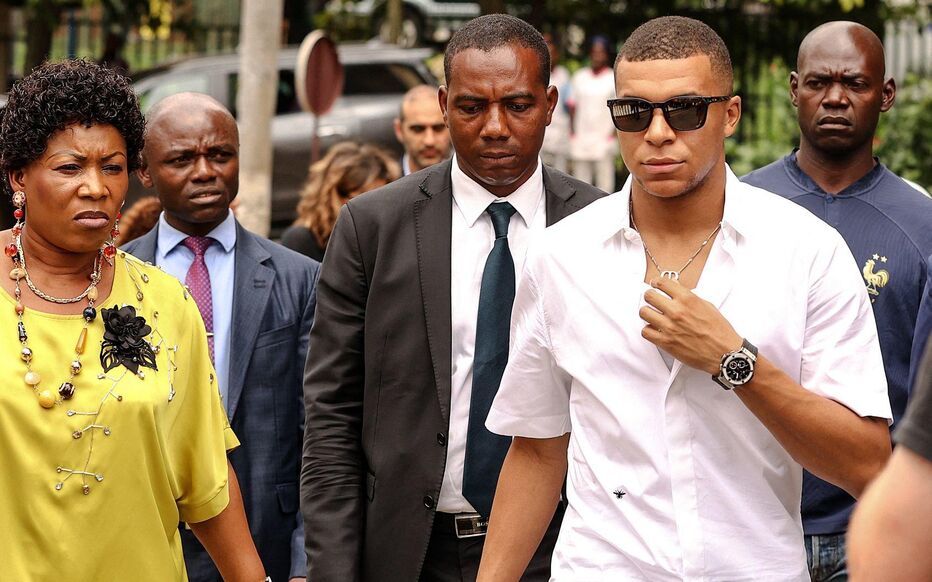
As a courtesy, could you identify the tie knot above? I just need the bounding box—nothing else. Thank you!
[182,236,214,257]
[486,202,517,239]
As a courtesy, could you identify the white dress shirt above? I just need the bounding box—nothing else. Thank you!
[437,155,547,514]
[488,167,892,581]
[155,210,236,411]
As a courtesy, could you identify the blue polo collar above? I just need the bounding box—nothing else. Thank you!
[784,149,886,198]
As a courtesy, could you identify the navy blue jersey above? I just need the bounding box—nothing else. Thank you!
[743,151,932,535]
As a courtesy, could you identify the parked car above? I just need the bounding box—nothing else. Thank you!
[328,0,480,48]
[129,42,437,236]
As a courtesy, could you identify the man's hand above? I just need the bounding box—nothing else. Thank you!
[639,277,743,375]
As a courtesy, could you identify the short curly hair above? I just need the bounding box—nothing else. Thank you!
[0,59,146,187]
[617,16,733,91]
[444,14,550,87]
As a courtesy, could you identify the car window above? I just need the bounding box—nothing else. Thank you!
[224,63,425,117]
[226,69,303,117]
[137,74,210,113]
[343,63,426,95]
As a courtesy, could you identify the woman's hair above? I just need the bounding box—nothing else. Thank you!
[114,196,162,246]
[0,59,146,191]
[294,141,400,248]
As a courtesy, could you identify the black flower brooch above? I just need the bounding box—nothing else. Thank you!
[99,305,158,374]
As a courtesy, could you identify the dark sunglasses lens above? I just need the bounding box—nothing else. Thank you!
[610,99,653,132]
[665,99,708,131]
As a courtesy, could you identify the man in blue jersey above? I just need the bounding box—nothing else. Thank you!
[743,21,932,582]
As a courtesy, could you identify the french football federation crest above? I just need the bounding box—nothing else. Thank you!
[863,254,889,301]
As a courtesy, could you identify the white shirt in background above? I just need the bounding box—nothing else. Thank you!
[569,66,617,162]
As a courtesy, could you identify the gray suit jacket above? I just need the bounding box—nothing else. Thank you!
[123,219,320,581]
[301,159,606,581]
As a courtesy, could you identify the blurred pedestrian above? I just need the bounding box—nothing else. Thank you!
[742,23,932,581]
[540,33,570,173]
[395,85,451,176]
[300,14,604,582]
[568,35,617,192]
[114,196,161,246]
[0,60,262,581]
[478,16,891,581]
[848,339,932,582]
[98,31,130,76]
[123,92,319,582]
[281,142,400,261]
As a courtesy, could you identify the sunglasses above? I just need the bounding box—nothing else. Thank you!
[606,95,732,132]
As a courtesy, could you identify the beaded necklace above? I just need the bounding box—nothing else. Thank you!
[8,232,103,408]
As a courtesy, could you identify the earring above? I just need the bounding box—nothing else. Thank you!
[102,210,121,263]
[5,191,25,258]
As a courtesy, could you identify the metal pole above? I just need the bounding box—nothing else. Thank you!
[236,0,284,237]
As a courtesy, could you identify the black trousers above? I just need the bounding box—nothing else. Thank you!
[420,504,565,582]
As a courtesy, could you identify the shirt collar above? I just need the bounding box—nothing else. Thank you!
[608,164,752,243]
[450,154,544,228]
[157,209,237,262]
[784,149,886,197]
[402,154,412,177]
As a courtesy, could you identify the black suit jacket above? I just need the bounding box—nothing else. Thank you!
[123,220,320,581]
[301,160,606,581]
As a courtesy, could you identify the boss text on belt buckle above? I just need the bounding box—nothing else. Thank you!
[454,513,488,539]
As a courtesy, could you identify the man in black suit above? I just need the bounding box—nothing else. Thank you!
[301,14,605,582]
[123,93,319,582]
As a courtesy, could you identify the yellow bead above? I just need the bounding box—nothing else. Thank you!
[37,390,55,408]
[75,327,87,354]
[9,267,24,280]
[24,370,41,386]
[87,286,98,301]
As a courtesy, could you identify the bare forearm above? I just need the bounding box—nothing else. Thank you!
[848,447,932,582]
[735,356,890,497]
[478,435,568,582]
[190,462,265,582]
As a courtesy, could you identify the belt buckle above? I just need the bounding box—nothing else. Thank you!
[454,513,488,539]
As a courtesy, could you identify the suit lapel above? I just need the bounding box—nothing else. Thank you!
[122,224,159,263]
[414,161,454,424]
[226,222,274,420]
[542,165,581,225]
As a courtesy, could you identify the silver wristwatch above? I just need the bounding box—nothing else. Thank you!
[712,338,758,390]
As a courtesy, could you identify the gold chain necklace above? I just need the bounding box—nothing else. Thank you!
[630,198,722,281]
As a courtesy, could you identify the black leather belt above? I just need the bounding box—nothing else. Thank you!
[434,512,489,539]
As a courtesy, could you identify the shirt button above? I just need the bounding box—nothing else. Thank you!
[436,433,446,446]
[423,495,435,509]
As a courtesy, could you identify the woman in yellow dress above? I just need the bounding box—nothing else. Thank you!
[0,60,266,580]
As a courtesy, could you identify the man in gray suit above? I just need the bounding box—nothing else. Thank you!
[301,15,605,582]
[123,93,319,582]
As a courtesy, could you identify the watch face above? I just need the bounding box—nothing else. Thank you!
[723,354,753,384]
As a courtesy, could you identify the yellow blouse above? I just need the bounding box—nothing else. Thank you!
[0,252,238,581]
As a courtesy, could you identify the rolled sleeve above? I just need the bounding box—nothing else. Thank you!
[801,233,892,422]
[170,294,237,524]
[487,252,572,438]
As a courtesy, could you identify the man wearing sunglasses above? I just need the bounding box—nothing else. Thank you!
[742,21,932,582]
[477,16,892,581]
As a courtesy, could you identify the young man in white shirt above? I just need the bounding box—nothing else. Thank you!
[478,16,892,582]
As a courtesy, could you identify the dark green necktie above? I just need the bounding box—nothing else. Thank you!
[463,201,518,519]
